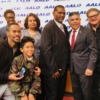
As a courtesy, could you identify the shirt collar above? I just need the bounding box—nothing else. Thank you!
[72,27,80,32]
[54,19,63,28]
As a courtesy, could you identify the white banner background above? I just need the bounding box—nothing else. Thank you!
[0,0,100,29]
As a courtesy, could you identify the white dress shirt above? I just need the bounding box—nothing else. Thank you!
[69,28,80,45]
[54,19,64,31]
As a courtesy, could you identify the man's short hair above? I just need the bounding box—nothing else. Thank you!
[7,23,20,31]
[4,9,15,18]
[86,8,99,17]
[20,36,35,48]
[68,12,80,18]
[54,5,65,11]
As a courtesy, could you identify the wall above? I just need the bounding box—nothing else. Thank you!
[0,0,100,30]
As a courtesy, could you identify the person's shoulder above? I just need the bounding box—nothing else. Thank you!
[14,54,23,61]
[21,29,27,34]
[82,26,92,31]
[44,20,54,28]
[21,29,29,39]
[0,37,6,45]
[0,26,7,37]
[0,25,7,30]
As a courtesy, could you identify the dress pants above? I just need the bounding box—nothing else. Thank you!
[0,84,15,100]
[92,72,100,100]
[42,72,67,100]
[71,71,93,100]
[36,75,46,100]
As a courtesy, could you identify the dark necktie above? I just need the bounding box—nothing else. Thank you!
[71,30,76,49]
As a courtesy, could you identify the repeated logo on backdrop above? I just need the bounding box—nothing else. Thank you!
[0,0,100,29]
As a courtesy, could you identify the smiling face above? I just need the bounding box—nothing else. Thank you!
[5,13,15,25]
[53,7,65,23]
[28,16,37,30]
[20,42,34,58]
[68,14,81,30]
[87,10,100,26]
[6,24,21,43]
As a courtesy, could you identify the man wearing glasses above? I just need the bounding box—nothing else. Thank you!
[0,9,15,37]
[86,8,100,100]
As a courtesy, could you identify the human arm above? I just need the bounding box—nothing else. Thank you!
[85,28,98,76]
[9,57,24,80]
[41,25,59,75]
[34,66,41,76]
[8,57,25,97]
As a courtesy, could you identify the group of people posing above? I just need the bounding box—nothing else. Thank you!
[0,4,100,100]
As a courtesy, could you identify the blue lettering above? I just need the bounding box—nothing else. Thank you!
[0,14,3,17]
[0,21,3,24]
[67,26,71,29]
[44,5,55,9]
[40,27,43,30]
[78,11,86,14]
[11,7,21,10]
[16,0,30,2]
[66,11,86,15]
[66,12,70,15]
[86,3,100,7]
[1,0,11,2]
[25,6,40,9]
[65,4,81,8]
[36,13,50,16]
[65,19,68,22]
[45,20,52,23]
[17,14,28,17]
[34,0,49,2]
[16,20,22,24]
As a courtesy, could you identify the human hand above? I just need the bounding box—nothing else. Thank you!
[34,66,41,76]
[8,73,24,81]
[28,94,35,100]
[21,94,28,100]
[52,71,60,79]
[85,69,93,76]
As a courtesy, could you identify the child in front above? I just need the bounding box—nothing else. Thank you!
[8,36,41,100]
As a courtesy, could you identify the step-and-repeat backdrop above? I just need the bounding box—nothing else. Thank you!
[0,0,100,30]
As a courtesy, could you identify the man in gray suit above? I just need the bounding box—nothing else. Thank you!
[0,9,15,37]
[68,12,98,100]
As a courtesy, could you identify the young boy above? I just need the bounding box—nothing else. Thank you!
[8,36,41,100]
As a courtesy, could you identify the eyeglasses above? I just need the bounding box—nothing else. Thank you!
[88,13,99,19]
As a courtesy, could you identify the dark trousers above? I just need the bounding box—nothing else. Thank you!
[41,72,67,100]
[92,72,100,100]
[36,74,46,100]
[71,72,93,100]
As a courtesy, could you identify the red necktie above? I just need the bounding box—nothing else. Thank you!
[71,30,76,49]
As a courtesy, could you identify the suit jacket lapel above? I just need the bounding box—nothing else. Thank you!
[52,21,67,47]
[74,26,83,48]
[53,21,67,43]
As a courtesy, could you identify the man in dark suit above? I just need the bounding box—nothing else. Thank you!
[40,5,70,100]
[0,9,15,37]
[68,12,98,100]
